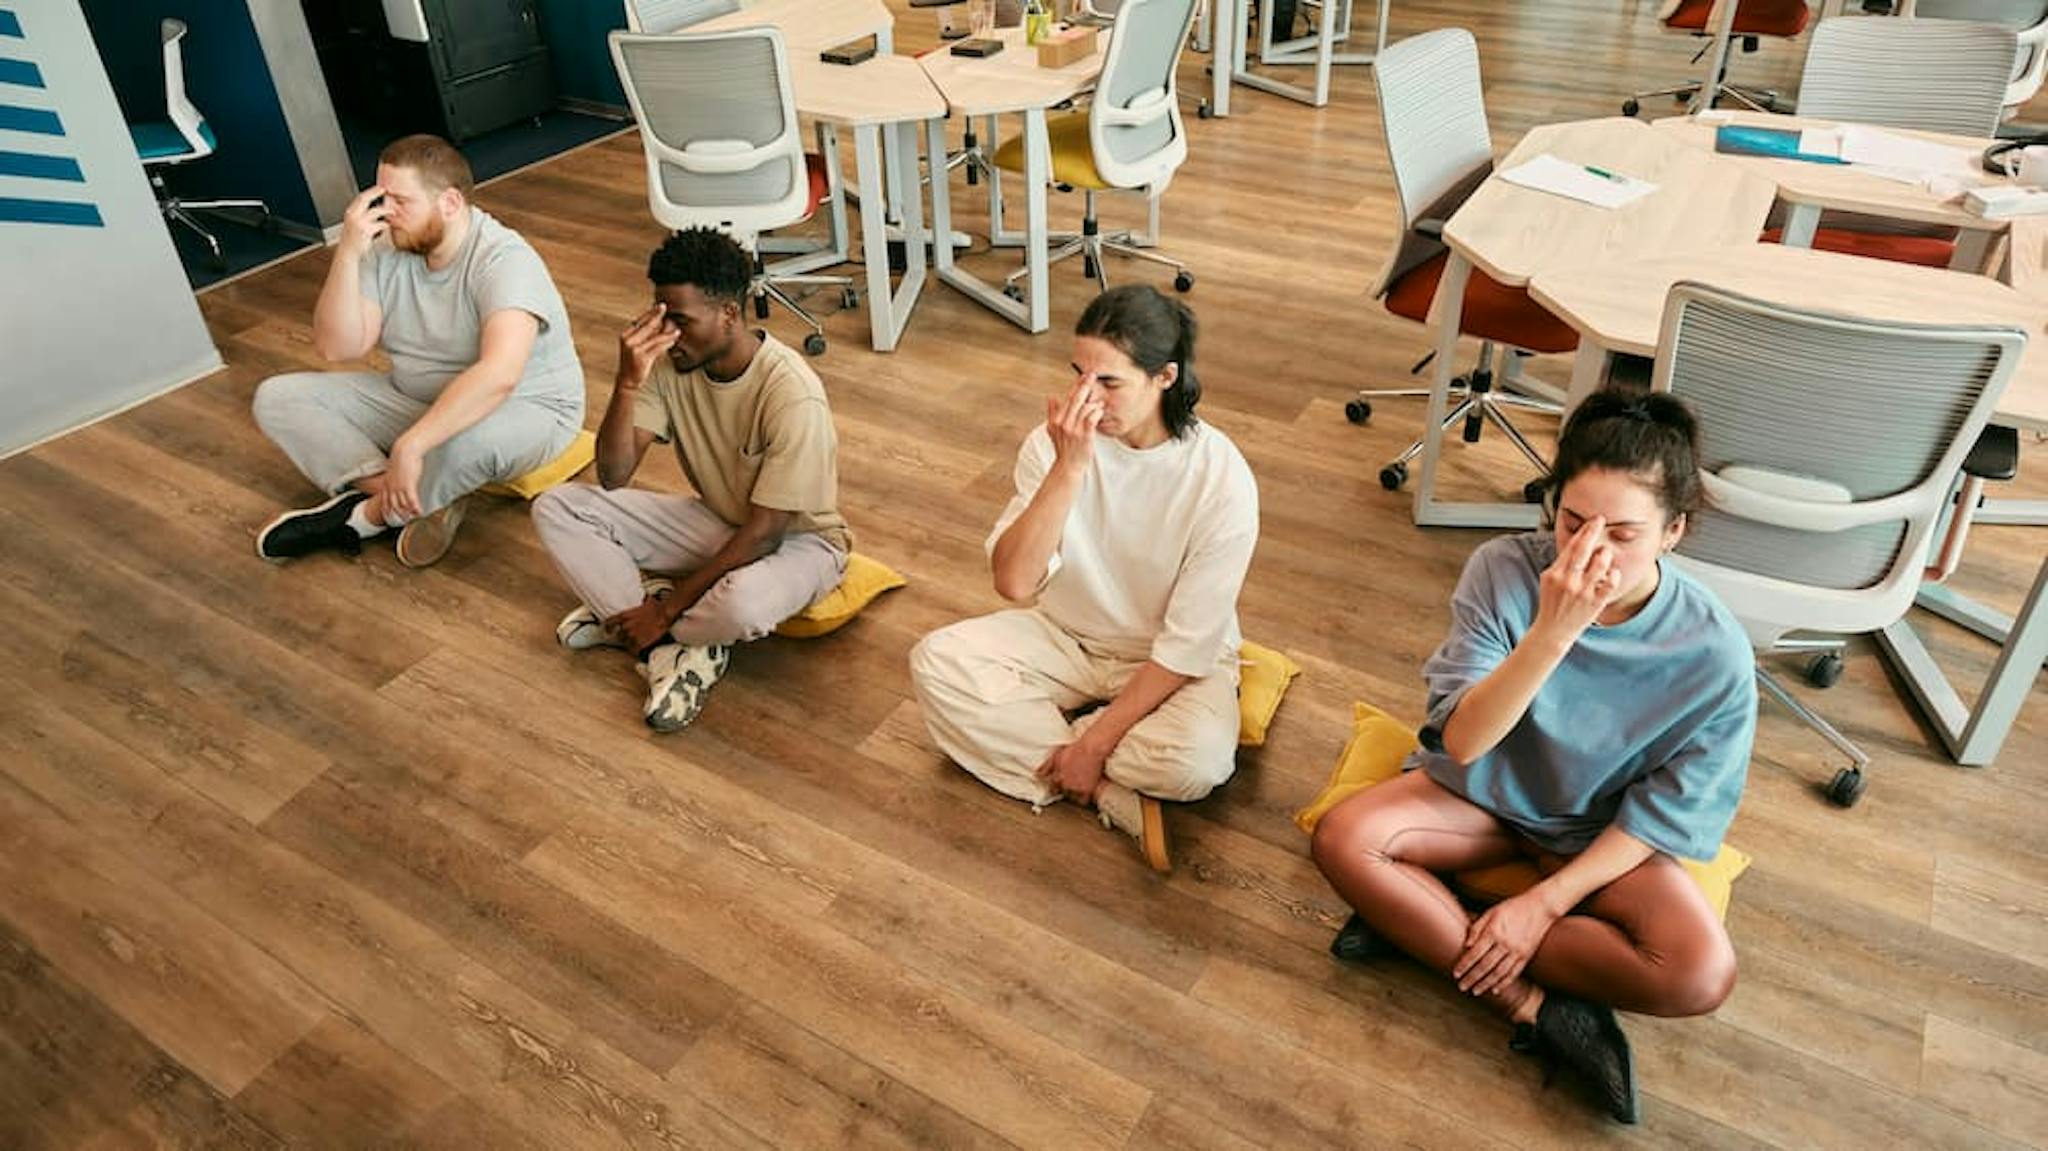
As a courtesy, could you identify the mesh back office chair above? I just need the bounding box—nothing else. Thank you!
[622,0,740,34]
[1658,282,2024,806]
[1623,0,1813,118]
[1913,1,2048,113]
[610,28,853,356]
[1760,17,2019,267]
[127,18,269,272]
[1347,28,1576,494]
[990,0,1201,295]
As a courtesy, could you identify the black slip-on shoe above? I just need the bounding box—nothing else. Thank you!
[256,490,369,563]
[1329,913,1398,963]
[1511,992,1639,1124]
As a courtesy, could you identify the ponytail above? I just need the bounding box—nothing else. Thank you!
[1540,388,1703,521]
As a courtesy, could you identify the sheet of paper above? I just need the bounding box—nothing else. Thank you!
[1498,153,1658,210]
[1797,127,1842,160]
[1837,124,1980,179]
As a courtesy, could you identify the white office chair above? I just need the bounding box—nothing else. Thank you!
[622,0,740,34]
[1657,282,2025,807]
[1796,15,2017,136]
[609,27,855,356]
[1909,0,2048,114]
[1347,28,1574,495]
[991,0,1201,296]
[127,18,269,272]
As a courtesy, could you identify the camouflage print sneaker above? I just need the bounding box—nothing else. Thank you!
[638,641,730,732]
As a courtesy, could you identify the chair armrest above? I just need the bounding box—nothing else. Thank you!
[1965,424,2020,481]
[1097,86,1171,128]
[1414,218,1446,237]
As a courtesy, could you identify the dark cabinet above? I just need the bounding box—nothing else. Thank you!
[307,0,555,143]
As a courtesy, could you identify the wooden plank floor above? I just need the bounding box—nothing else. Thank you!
[5,3,2046,1146]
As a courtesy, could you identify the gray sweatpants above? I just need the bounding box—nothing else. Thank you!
[252,371,578,517]
[531,483,847,648]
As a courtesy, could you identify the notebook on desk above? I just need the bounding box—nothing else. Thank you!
[1714,125,1848,165]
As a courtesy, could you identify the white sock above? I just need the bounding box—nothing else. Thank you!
[346,501,387,538]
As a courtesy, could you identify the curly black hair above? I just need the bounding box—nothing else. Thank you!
[646,227,752,305]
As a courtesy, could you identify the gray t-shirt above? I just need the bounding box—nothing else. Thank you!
[359,207,582,419]
[1408,532,1757,861]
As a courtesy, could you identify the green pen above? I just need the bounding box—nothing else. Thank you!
[1583,165,1624,182]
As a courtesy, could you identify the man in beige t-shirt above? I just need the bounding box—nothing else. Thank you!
[533,229,850,731]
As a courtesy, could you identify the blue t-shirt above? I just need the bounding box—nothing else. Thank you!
[1408,532,1757,861]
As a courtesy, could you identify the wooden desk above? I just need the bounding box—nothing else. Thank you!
[921,26,1106,333]
[1655,110,2015,268]
[786,54,948,352]
[694,0,895,51]
[2006,214,2048,301]
[1410,117,1779,528]
[1530,242,2046,768]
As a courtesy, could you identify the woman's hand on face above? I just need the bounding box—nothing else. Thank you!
[1453,890,1561,998]
[1046,377,1104,477]
[1532,518,1625,648]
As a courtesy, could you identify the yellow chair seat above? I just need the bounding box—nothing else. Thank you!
[991,112,1114,190]
[481,429,597,500]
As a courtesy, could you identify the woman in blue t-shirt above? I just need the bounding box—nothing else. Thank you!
[1311,390,1756,1125]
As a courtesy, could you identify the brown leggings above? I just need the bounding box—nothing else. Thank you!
[1310,771,1737,1018]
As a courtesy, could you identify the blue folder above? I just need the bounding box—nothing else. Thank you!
[1713,125,1849,165]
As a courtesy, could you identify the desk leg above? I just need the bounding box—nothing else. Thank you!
[1878,556,2048,766]
[1781,203,1821,249]
[1563,343,1610,421]
[1411,253,1544,530]
[1024,107,1051,333]
[1210,0,1235,117]
[1950,229,1994,274]
[854,122,929,353]
[930,118,955,280]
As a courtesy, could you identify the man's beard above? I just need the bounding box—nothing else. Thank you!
[391,213,445,254]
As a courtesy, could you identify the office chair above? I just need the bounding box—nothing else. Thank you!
[128,18,269,273]
[621,0,740,34]
[1349,28,1576,494]
[990,0,1201,296]
[1657,282,2024,807]
[1900,0,2048,116]
[609,27,855,356]
[1623,0,1813,117]
[1762,16,2019,267]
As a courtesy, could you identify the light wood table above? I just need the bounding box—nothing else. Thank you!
[1655,110,2016,270]
[1411,116,1779,528]
[787,54,949,351]
[695,0,895,51]
[1530,242,2047,768]
[920,25,1106,333]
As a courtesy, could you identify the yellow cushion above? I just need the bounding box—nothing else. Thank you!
[1292,702,1414,834]
[481,429,596,500]
[991,111,1113,190]
[1236,641,1302,747]
[1294,702,1750,921]
[775,553,907,638]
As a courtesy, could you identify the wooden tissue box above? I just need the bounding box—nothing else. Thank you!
[1035,27,1096,69]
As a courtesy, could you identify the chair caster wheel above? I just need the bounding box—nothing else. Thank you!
[803,333,826,356]
[1345,399,1371,424]
[1622,98,1640,117]
[1197,101,1213,119]
[1826,767,1865,808]
[1003,282,1025,302]
[1806,652,1844,689]
[842,287,860,309]
[1523,478,1548,505]
[1173,271,1194,292]
[1084,256,1100,281]
[1379,462,1408,491]
[754,295,770,320]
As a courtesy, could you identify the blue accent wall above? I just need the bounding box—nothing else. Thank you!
[534,0,628,107]
[80,0,319,225]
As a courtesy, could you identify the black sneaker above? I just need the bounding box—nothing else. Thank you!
[256,490,370,562]
[1510,992,1639,1124]
[1329,913,1398,963]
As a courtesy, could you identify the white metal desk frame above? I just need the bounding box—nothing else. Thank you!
[1206,0,1387,114]
[921,26,1107,333]
[1529,244,2047,767]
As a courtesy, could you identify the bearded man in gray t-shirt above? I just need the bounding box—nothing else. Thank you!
[251,133,583,568]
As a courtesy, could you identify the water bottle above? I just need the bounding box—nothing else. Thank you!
[1025,0,1051,44]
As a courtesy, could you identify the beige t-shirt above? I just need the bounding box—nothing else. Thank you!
[632,334,851,554]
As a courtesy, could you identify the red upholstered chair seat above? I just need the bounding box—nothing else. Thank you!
[1666,0,1813,37]
[1761,226,1958,268]
[802,152,830,216]
[1384,251,1580,355]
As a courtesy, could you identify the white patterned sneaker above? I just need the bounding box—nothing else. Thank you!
[556,577,675,650]
[638,641,730,732]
